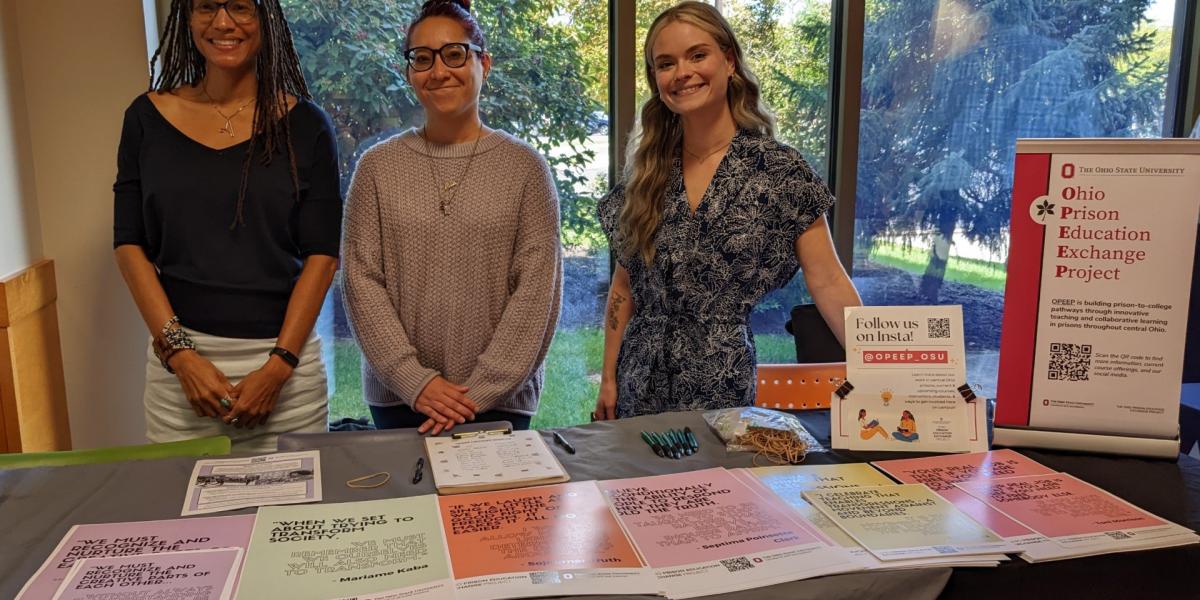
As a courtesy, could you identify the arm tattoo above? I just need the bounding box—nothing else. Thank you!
[608,293,626,331]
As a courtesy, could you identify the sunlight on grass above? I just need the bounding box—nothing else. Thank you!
[867,241,1007,292]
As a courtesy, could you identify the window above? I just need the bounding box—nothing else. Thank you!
[282,1,609,428]
[852,0,1181,399]
[272,0,1194,428]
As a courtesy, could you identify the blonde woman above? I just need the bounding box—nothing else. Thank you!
[594,1,861,419]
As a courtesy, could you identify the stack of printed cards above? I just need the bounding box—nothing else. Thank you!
[800,484,1016,562]
[17,515,255,600]
[955,472,1199,561]
[873,451,1200,562]
[745,464,1009,569]
[597,468,861,599]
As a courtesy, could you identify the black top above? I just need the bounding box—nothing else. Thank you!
[113,94,342,338]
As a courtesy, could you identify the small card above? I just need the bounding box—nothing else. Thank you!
[182,450,321,516]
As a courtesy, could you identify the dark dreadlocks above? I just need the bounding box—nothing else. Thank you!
[149,0,311,228]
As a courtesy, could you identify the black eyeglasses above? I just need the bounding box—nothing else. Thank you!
[405,43,484,72]
[192,0,258,25]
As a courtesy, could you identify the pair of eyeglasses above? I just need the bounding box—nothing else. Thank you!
[405,43,484,72]
[192,0,258,25]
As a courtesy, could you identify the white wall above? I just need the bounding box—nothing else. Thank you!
[0,1,42,278]
[14,0,151,448]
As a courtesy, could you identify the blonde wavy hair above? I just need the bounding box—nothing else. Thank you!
[618,1,776,264]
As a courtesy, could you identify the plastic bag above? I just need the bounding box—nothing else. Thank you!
[703,407,826,463]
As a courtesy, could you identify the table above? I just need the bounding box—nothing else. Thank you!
[2,410,1198,599]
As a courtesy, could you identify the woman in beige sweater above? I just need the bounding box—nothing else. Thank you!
[342,0,562,435]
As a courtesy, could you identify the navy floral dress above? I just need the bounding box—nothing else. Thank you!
[598,129,834,417]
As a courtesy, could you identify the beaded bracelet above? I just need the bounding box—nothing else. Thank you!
[153,316,196,374]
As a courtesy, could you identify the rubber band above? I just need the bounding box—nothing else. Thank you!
[734,426,809,466]
[346,472,391,489]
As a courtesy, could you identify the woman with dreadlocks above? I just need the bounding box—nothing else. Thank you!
[113,0,341,452]
[343,0,562,435]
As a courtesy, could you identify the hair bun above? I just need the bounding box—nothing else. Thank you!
[422,0,470,11]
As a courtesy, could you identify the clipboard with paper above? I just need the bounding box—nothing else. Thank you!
[423,423,570,494]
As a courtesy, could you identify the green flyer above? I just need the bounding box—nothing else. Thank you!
[236,496,453,600]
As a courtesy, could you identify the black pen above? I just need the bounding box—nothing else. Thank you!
[684,426,699,451]
[552,431,576,454]
[412,457,424,484]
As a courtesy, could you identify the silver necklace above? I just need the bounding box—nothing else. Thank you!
[200,83,255,137]
[422,125,484,216]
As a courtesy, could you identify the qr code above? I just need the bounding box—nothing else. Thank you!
[529,571,563,585]
[1048,343,1091,381]
[927,318,951,339]
[720,557,755,573]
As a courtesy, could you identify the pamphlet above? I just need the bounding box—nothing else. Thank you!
[871,450,1055,538]
[597,468,859,599]
[438,481,655,600]
[739,466,1004,569]
[17,515,255,600]
[234,496,454,600]
[803,484,1015,561]
[832,305,987,452]
[954,473,1199,553]
[51,548,241,600]
[182,450,321,516]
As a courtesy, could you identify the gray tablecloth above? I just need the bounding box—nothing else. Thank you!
[4,409,1197,599]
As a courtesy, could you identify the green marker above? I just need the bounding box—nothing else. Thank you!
[675,430,694,456]
[667,431,684,459]
[640,431,665,457]
[668,430,685,456]
[655,432,679,459]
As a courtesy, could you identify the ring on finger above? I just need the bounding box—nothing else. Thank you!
[229,417,240,425]
[219,396,232,410]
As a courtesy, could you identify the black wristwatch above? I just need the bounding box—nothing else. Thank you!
[269,346,300,369]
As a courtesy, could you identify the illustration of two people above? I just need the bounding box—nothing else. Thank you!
[859,409,919,442]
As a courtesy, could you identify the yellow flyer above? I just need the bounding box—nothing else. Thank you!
[804,484,1015,561]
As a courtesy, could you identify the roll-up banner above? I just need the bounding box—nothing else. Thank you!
[995,139,1200,458]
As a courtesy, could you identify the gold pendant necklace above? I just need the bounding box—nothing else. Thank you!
[423,125,484,216]
[201,84,255,138]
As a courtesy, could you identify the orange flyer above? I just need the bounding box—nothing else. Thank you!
[437,481,654,600]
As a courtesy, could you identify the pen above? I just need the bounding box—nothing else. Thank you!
[641,431,665,457]
[552,431,576,454]
[412,457,424,485]
[684,426,699,451]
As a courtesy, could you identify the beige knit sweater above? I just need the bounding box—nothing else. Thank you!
[342,129,562,415]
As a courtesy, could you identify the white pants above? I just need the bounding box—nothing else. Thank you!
[144,328,328,454]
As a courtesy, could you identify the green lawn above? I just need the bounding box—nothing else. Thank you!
[327,328,797,429]
[867,241,1007,292]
